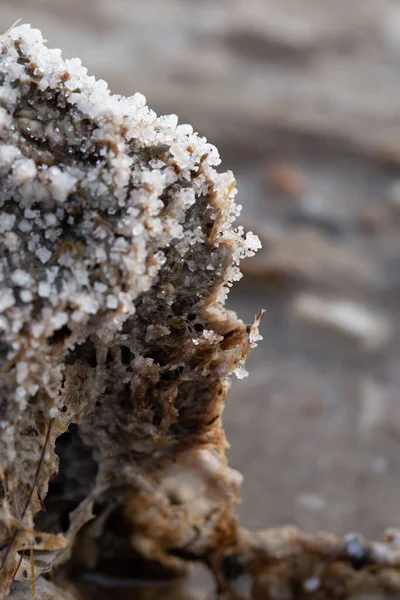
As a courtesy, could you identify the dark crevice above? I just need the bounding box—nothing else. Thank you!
[145,349,170,367]
[68,507,178,583]
[34,424,98,534]
[65,339,97,367]
[48,325,72,346]
[120,345,135,365]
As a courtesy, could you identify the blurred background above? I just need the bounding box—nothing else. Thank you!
[3,0,400,539]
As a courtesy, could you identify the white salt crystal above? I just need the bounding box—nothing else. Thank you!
[31,323,45,338]
[233,363,249,380]
[47,167,77,203]
[44,213,58,227]
[0,289,15,312]
[176,124,194,136]
[50,312,68,330]
[0,213,15,232]
[0,144,21,168]
[24,208,39,219]
[20,290,33,303]
[106,295,118,309]
[11,270,32,287]
[38,282,51,298]
[15,386,27,408]
[49,407,59,419]
[16,362,29,384]
[18,219,33,233]
[12,158,36,183]
[74,293,99,314]
[94,282,108,294]
[35,247,52,264]
[245,231,262,254]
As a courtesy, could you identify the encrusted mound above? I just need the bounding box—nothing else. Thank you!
[0,25,261,597]
[4,25,400,600]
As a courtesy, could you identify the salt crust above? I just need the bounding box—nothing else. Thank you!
[0,24,261,597]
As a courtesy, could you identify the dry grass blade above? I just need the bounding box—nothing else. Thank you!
[0,421,54,592]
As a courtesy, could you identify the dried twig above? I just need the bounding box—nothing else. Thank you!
[0,421,54,587]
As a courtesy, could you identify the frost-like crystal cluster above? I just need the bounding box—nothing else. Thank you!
[0,25,261,597]
[2,24,400,600]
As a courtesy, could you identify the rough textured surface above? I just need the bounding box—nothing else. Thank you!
[2,14,400,600]
[0,25,261,597]
[2,0,400,547]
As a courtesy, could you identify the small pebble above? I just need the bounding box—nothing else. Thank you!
[371,456,389,475]
[303,577,321,593]
[266,161,307,198]
[296,492,327,511]
[290,294,392,351]
[290,196,345,237]
[358,205,388,232]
